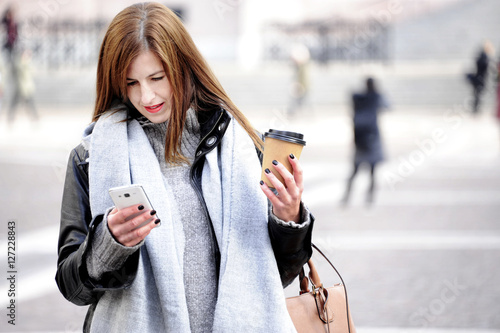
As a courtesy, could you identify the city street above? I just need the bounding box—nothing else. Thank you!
[0,100,499,332]
[1,0,499,331]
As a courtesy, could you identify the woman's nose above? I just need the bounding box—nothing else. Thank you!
[141,84,155,104]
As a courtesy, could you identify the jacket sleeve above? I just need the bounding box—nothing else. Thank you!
[55,144,140,306]
[268,201,314,288]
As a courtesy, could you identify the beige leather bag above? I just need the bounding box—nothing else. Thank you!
[286,244,356,333]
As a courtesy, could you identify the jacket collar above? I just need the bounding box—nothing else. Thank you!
[194,107,231,160]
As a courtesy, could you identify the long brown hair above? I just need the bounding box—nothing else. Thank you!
[93,2,263,164]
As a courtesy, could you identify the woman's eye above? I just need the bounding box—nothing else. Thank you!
[127,81,138,87]
[152,76,164,82]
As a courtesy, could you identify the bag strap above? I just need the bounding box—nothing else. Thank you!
[302,243,353,333]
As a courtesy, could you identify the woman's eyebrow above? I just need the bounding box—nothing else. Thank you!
[126,70,165,81]
[148,70,165,77]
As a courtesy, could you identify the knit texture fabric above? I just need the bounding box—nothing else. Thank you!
[85,207,142,281]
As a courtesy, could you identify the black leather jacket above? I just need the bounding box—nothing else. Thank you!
[56,107,314,309]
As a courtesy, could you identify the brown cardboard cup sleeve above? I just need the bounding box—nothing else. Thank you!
[261,129,306,187]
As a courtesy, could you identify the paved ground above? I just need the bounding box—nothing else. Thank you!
[0,100,499,332]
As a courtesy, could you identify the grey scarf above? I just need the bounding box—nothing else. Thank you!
[84,109,296,332]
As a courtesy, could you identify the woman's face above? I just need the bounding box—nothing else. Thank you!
[126,50,172,123]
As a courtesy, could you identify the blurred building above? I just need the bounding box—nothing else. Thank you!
[3,0,497,69]
[1,0,242,66]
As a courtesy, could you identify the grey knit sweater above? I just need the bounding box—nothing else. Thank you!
[140,110,217,333]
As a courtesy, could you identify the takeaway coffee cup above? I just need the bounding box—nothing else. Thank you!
[261,129,306,187]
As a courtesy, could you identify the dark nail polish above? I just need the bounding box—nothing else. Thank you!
[150,210,157,216]
[272,160,278,166]
[138,205,144,210]
[260,180,264,185]
[265,168,271,174]
[289,153,295,159]
[154,218,161,224]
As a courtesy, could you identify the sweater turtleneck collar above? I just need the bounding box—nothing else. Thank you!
[138,108,201,164]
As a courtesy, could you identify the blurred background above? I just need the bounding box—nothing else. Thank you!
[0,0,499,332]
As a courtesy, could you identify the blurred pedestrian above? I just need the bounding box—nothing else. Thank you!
[496,55,500,145]
[466,42,493,114]
[341,77,389,205]
[287,43,310,116]
[56,3,313,332]
[1,5,24,125]
[0,64,4,111]
[1,5,18,59]
[7,48,39,124]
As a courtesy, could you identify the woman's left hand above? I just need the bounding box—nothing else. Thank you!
[260,154,303,223]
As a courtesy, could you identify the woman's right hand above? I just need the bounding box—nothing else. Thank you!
[107,205,159,247]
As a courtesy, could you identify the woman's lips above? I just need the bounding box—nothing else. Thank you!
[144,103,164,114]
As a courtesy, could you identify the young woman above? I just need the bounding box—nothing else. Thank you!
[56,3,313,332]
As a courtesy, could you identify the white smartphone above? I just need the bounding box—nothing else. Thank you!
[108,184,158,227]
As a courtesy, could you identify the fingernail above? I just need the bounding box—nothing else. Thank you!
[289,153,295,159]
[154,218,161,224]
[272,160,278,166]
[138,205,144,210]
[260,180,264,185]
[265,168,271,174]
[150,210,156,216]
